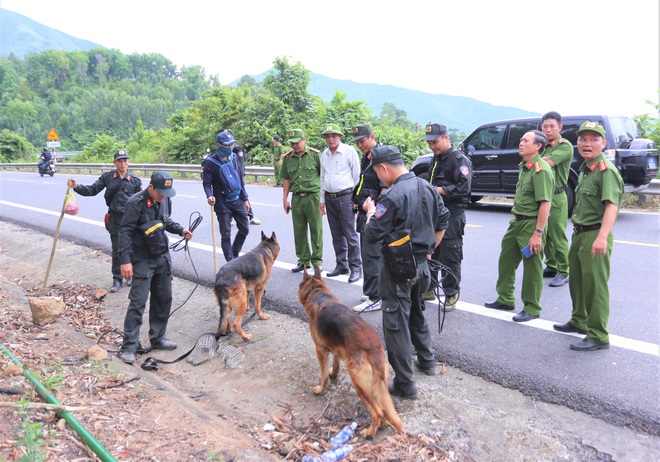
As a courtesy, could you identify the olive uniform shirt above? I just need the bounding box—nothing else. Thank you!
[512,155,554,215]
[544,137,573,192]
[572,155,623,226]
[280,147,321,193]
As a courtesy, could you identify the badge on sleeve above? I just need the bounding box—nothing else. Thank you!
[460,165,470,177]
[373,203,387,219]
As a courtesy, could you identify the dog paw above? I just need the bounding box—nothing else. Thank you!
[359,428,376,439]
[258,313,270,320]
[313,385,326,395]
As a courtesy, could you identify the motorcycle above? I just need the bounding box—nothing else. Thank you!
[39,157,56,177]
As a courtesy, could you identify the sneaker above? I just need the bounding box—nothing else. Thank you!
[443,294,458,312]
[352,298,382,313]
[250,217,261,225]
[422,290,436,301]
[360,294,370,302]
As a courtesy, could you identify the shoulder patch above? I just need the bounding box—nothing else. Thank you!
[534,162,541,173]
[599,160,608,171]
[558,139,566,144]
[309,147,320,153]
[373,203,387,219]
[459,165,470,177]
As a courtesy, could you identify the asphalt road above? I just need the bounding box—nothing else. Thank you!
[1,170,658,436]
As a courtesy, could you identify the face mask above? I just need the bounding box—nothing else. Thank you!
[217,146,233,158]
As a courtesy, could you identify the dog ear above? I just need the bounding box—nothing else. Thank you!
[261,230,267,241]
[270,231,277,243]
[313,265,322,279]
[302,267,310,280]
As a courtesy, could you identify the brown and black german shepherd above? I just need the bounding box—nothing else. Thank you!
[214,231,280,341]
[298,266,404,438]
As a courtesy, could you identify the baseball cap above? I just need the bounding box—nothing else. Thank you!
[576,121,606,138]
[288,129,305,143]
[114,149,130,160]
[351,124,373,142]
[216,131,236,146]
[423,123,448,141]
[321,123,344,137]
[150,171,176,197]
[371,145,402,164]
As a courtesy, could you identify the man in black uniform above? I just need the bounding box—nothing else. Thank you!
[68,149,142,293]
[351,124,387,313]
[117,172,194,365]
[363,146,449,400]
[424,123,472,311]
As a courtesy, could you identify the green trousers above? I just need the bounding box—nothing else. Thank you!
[291,193,323,267]
[568,230,613,343]
[274,161,282,185]
[544,192,570,276]
[496,219,545,315]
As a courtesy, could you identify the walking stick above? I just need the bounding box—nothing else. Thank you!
[43,183,71,293]
[211,204,218,276]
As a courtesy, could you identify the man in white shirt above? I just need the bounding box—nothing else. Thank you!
[319,123,363,283]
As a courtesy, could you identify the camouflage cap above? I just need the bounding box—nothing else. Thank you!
[576,121,606,138]
[351,124,373,142]
[423,123,448,141]
[288,129,305,143]
[321,123,344,137]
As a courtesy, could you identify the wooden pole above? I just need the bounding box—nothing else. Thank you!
[43,183,71,293]
[211,204,218,276]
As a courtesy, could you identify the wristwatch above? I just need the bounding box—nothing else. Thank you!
[534,227,543,234]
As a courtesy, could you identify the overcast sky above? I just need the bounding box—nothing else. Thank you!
[3,0,658,117]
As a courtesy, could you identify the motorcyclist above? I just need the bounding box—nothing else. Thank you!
[38,148,52,174]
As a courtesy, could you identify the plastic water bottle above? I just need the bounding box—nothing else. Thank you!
[329,422,357,447]
[321,444,353,462]
[301,455,322,462]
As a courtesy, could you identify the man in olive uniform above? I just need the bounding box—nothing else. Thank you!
[117,172,194,365]
[351,124,387,312]
[423,123,473,311]
[363,146,449,399]
[554,121,623,351]
[281,129,323,272]
[485,130,553,322]
[271,135,286,187]
[68,149,142,293]
[540,111,572,287]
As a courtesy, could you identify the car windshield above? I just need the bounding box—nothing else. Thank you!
[609,116,638,148]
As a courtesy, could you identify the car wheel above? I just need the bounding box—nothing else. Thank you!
[470,195,483,203]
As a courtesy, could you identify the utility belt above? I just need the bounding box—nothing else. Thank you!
[514,214,537,221]
[554,186,567,194]
[573,223,601,234]
[324,188,353,198]
[292,191,315,197]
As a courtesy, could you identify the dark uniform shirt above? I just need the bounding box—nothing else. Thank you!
[428,146,472,209]
[280,147,321,193]
[118,190,184,264]
[511,155,554,217]
[353,147,386,232]
[365,172,449,255]
[73,170,142,215]
[572,154,624,226]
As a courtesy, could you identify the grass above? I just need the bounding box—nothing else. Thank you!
[15,400,47,462]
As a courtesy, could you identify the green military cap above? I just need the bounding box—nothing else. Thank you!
[351,124,373,142]
[371,145,402,164]
[150,171,176,197]
[288,129,305,143]
[321,123,344,137]
[576,121,606,138]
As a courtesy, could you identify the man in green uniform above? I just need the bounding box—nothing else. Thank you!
[540,111,572,287]
[117,172,194,365]
[363,146,449,399]
[281,129,323,272]
[271,135,286,187]
[553,121,623,351]
[485,130,554,322]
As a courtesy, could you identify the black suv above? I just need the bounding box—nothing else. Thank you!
[411,115,659,214]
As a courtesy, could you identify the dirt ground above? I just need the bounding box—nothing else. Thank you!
[1,220,659,462]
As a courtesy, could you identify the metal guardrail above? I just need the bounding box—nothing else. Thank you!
[0,162,276,180]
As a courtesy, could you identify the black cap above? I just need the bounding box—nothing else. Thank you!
[351,124,373,142]
[114,149,130,160]
[150,171,176,197]
[423,123,448,141]
[371,145,402,164]
[273,135,280,142]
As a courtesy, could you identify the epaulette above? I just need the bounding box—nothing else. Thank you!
[534,162,541,173]
[283,150,292,156]
[558,139,566,144]
[309,147,320,153]
[599,160,607,171]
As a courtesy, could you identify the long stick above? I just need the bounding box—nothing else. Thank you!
[43,184,71,293]
[211,204,218,276]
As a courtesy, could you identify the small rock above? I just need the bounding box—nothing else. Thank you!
[95,289,107,299]
[4,364,23,376]
[87,344,108,361]
[57,419,67,431]
[28,296,65,326]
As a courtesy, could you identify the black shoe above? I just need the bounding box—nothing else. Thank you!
[543,268,557,278]
[414,360,436,376]
[512,311,539,323]
[109,280,122,293]
[570,338,610,351]
[326,268,349,277]
[549,273,569,287]
[151,338,177,350]
[291,264,306,273]
[388,379,419,400]
[118,351,136,365]
[126,278,133,287]
[484,300,514,311]
[553,321,588,335]
[348,270,362,283]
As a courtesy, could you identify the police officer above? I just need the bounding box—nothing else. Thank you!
[281,129,323,272]
[351,124,387,313]
[553,121,623,351]
[68,149,142,293]
[423,123,472,311]
[363,146,449,400]
[540,111,572,287]
[485,130,554,322]
[117,171,194,365]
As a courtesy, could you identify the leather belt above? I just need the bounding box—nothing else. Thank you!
[324,188,353,198]
[293,191,313,197]
[554,186,567,194]
[514,214,537,220]
[573,223,601,234]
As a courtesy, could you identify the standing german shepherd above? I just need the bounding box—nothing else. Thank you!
[298,266,404,438]
[214,231,280,341]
